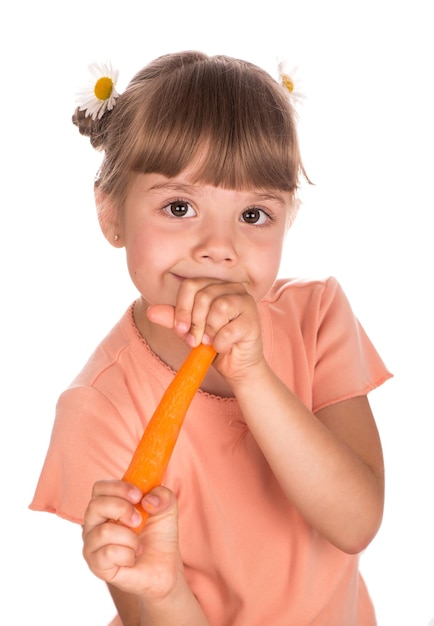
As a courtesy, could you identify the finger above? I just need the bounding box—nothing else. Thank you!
[83,518,142,557]
[84,496,144,533]
[91,479,143,502]
[83,522,143,583]
[173,278,209,338]
[84,481,144,532]
[146,304,175,329]
[179,280,247,347]
[193,287,252,348]
[186,291,216,347]
[89,541,139,575]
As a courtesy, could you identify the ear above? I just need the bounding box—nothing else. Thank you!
[94,185,124,248]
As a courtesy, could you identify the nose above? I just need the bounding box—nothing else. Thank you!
[192,219,237,265]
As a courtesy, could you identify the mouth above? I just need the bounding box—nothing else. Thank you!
[171,273,233,284]
[171,273,186,282]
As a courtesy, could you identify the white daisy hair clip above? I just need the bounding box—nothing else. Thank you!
[76,61,120,120]
[277,59,305,107]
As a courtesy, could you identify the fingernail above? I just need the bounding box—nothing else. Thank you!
[176,321,189,333]
[202,334,212,345]
[129,487,143,502]
[186,333,198,347]
[131,510,143,526]
[143,494,160,509]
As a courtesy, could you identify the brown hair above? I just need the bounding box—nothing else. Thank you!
[73,51,309,208]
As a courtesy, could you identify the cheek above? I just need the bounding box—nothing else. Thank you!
[247,240,284,299]
[124,230,158,276]
[261,236,284,272]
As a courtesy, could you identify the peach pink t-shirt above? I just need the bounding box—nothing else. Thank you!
[30,277,392,625]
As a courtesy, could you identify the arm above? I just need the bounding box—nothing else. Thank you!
[231,360,384,554]
[82,482,210,626]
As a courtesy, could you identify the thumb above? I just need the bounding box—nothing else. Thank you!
[146,304,175,329]
[140,486,179,544]
[141,486,178,516]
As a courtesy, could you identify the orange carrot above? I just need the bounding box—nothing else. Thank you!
[122,343,217,533]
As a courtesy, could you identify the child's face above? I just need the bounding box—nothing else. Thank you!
[119,169,293,307]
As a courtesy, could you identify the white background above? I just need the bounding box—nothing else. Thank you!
[2,1,433,624]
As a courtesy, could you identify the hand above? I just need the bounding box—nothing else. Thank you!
[82,481,182,598]
[147,278,265,381]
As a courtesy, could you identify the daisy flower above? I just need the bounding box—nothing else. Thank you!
[277,59,305,106]
[76,62,119,120]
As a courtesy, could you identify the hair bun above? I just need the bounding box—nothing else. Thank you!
[72,107,109,149]
[72,107,93,136]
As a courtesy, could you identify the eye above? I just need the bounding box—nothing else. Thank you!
[164,200,196,218]
[241,207,270,225]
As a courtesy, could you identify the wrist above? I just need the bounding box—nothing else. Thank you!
[138,563,209,625]
[228,357,273,394]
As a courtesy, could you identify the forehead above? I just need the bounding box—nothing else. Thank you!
[130,171,293,208]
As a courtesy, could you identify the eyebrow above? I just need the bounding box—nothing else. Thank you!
[249,192,286,207]
[148,181,201,194]
[148,180,287,207]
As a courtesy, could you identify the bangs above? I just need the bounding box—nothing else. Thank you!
[127,55,302,192]
[97,52,307,203]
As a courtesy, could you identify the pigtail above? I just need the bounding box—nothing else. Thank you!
[72,106,112,150]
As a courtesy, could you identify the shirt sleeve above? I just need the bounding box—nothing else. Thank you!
[29,385,140,524]
[312,277,392,412]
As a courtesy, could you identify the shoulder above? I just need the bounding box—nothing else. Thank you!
[261,276,347,320]
[70,303,150,388]
[57,303,176,433]
[263,276,340,301]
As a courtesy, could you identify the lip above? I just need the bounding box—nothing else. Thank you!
[171,273,232,283]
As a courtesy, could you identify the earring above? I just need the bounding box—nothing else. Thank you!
[114,234,119,241]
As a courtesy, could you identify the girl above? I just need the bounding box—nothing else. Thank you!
[30,51,392,625]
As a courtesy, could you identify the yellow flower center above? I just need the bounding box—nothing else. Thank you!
[281,74,294,93]
[94,77,114,101]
